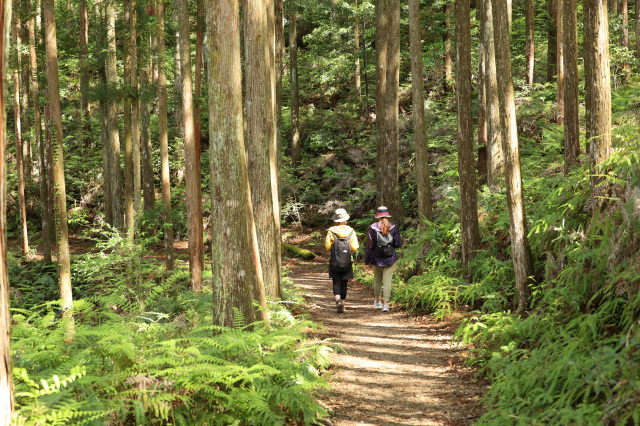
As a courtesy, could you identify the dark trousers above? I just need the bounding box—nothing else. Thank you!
[332,278,348,300]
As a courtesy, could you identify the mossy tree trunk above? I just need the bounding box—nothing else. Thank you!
[206,0,269,326]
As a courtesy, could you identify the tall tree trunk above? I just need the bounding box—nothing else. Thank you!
[123,0,134,240]
[19,4,31,180]
[455,0,480,263]
[0,0,14,417]
[275,0,283,170]
[483,0,503,185]
[546,0,557,82]
[140,66,155,211]
[96,0,112,225]
[30,7,50,261]
[44,0,73,332]
[477,0,487,183]
[621,0,629,47]
[443,3,453,93]
[525,0,535,86]
[583,0,592,150]
[584,0,611,192]
[177,0,203,287]
[363,18,369,105]
[409,0,433,222]
[106,0,122,230]
[375,0,404,219]
[354,0,361,101]
[43,104,55,253]
[194,0,203,163]
[289,0,300,167]
[612,0,618,13]
[493,0,535,314]
[131,0,140,212]
[206,0,269,326]
[245,0,281,299]
[12,23,28,255]
[79,0,90,147]
[563,0,579,173]
[556,0,564,123]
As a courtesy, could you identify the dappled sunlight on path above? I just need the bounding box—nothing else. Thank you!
[288,258,487,426]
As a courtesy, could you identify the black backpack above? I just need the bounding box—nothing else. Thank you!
[329,230,353,272]
[374,228,394,258]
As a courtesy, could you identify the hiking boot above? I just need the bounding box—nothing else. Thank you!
[337,300,344,313]
[373,300,382,309]
[381,304,389,313]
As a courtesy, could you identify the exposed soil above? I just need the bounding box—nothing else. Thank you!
[284,254,488,426]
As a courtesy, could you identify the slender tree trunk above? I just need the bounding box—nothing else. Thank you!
[275,0,283,171]
[525,0,535,86]
[79,0,90,147]
[456,0,480,263]
[43,104,55,251]
[194,0,203,163]
[289,0,300,167]
[140,67,155,211]
[584,0,611,192]
[563,0,579,173]
[483,0,503,185]
[245,0,281,299]
[621,0,629,47]
[0,0,14,417]
[443,3,453,93]
[493,0,535,314]
[19,5,31,180]
[354,0,361,101]
[206,0,269,326]
[12,23,28,255]
[123,0,134,240]
[106,0,122,230]
[409,0,433,222]
[363,18,369,104]
[477,0,487,183]
[584,0,592,150]
[131,0,140,212]
[556,0,564,124]
[177,0,203,286]
[96,0,112,225]
[547,0,557,82]
[44,0,73,332]
[612,0,618,13]
[375,0,404,219]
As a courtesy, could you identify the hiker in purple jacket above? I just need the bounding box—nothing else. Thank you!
[365,206,402,313]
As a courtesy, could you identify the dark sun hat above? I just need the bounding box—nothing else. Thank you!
[375,206,391,218]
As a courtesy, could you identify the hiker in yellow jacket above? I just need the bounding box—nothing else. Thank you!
[325,208,359,313]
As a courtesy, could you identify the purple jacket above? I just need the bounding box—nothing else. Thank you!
[365,221,402,267]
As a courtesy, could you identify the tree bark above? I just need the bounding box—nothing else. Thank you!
[44,0,73,332]
[477,0,487,183]
[106,0,122,230]
[131,0,140,213]
[525,0,534,86]
[289,0,300,167]
[13,22,28,255]
[95,0,111,225]
[0,0,14,419]
[443,3,453,93]
[79,0,90,147]
[621,0,628,48]
[493,0,535,314]
[409,0,433,222]
[584,0,611,192]
[275,0,283,171]
[19,4,31,180]
[194,0,203,163]
[206,0,269,326]
[563,0,579,173]
[123,0,134,240]
[546,0,557,82]
[140,66,155,211]
[375,0,404,220]
[483,0,503,186]
[177,0,203,286]
[354,0,362,101]
[636,0,640,59]
[556,0,564,124]
[455,0,480,264]
[245,0,282,299]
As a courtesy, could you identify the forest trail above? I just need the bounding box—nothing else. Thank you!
[285,256,487,426]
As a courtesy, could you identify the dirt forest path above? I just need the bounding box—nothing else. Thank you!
[285,256,487,426]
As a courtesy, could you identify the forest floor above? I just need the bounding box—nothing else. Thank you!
[284,253,488,425]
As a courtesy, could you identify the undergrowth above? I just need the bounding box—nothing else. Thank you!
[10,232,332,425]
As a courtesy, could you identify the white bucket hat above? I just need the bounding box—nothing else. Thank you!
[331,208,350,222]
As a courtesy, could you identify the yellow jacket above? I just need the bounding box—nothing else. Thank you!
[325,225,359,252]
